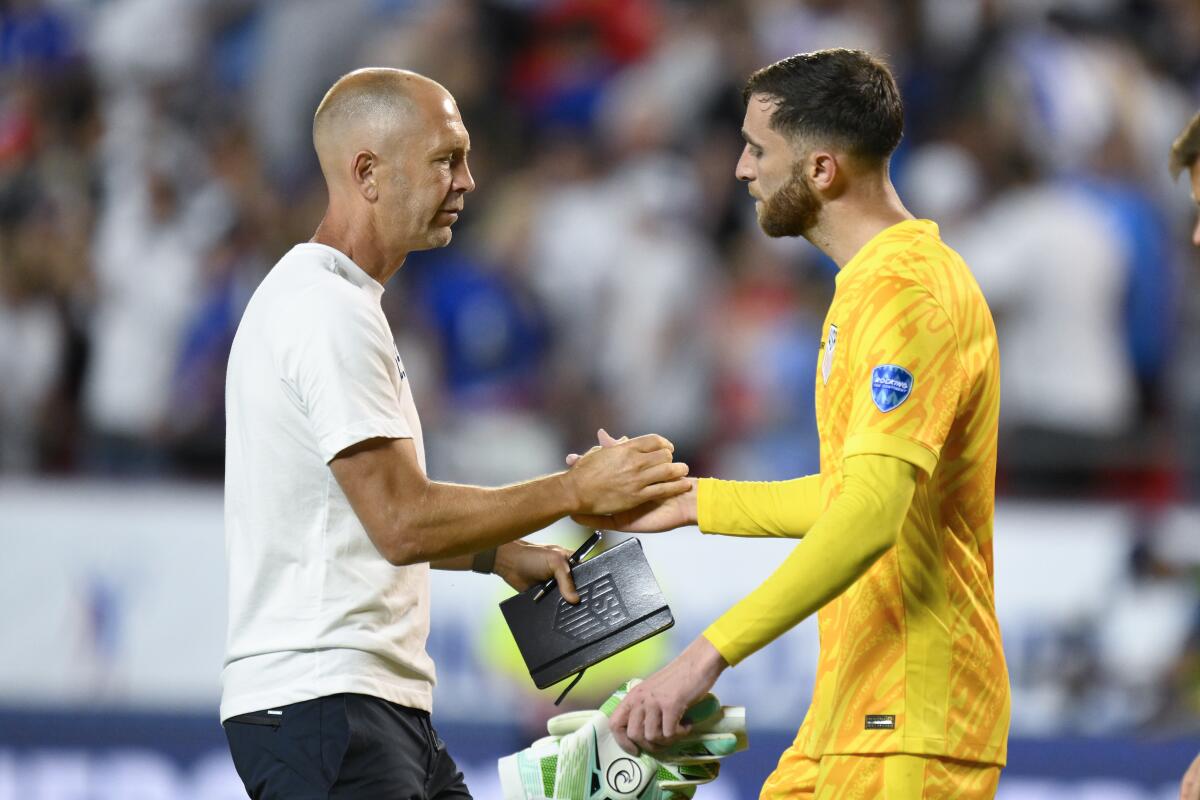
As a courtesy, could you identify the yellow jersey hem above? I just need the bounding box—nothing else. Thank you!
[843,432,938,476]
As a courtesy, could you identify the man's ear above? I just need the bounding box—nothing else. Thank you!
[352,150,378,201]
[808,150,840,193]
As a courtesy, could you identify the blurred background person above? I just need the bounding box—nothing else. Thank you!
[1168,105,1200,800]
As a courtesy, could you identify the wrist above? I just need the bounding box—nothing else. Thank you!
[691,634,730,681]
[683,478,699,526]
[555,470,584,515]
[472,546,498,575]
[491,540,520,581]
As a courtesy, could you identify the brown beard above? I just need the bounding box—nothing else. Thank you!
[758,163,821,238]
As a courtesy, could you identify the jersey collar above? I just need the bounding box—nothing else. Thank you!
[835,219,940,285]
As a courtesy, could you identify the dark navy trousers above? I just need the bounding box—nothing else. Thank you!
[224,693,473,799]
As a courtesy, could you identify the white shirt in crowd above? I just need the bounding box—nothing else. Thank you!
[954,183,1136,437]
[221,242,433,722]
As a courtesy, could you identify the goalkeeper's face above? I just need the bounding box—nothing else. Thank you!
[736,94,824,238]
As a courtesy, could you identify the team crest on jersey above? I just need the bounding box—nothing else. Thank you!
[822,324,838,385]
[871,364,913,412]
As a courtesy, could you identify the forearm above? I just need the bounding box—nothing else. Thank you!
[389,474,575,565]
[430,554,474,571]
[431,543,507,573]
[335,434,686,567]
[697,474,822,538]
[703,455,917,665]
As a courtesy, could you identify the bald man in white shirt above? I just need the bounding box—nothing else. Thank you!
[220,68,691,799]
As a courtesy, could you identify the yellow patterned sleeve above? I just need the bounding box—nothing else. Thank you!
[696,475,822,538]
[843,276,965,476]
[702,454,917,665]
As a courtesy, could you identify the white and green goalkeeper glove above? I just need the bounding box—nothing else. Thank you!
[498,680,747,800]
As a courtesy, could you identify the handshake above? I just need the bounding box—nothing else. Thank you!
[563,430,699,535]
[499,681,746,800]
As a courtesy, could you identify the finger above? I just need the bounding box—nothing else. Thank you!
[610,698,628,730]
[610,700,638,754]
[612,725,638,756]
[625,704,646,753]
[662,712,691,742]
[638,462,689,484]
[565,452,580,466]
[554,558,580,604]
[643,703,664,746]
[636,448,674,469]
[629,433,674,453]
[638,477,693,500]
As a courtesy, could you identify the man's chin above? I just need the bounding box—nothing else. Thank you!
[413,228,454,251]
[757,213,802,239]
[757,203,819,239]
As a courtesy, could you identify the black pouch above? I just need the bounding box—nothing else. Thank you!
[499,537,674,690]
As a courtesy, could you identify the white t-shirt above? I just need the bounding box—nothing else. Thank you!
[221,242,434,722]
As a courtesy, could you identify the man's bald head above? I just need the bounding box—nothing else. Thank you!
[309,67,474,270]
[313,68,453,187]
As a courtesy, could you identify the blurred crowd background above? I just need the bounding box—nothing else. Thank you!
[3,0,1200,790]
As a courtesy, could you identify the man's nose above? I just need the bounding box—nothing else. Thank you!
[734,147,754,183]
[456,163,476,194]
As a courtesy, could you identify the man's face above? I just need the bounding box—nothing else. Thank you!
[735,94,822,238]
[1190,163,1200,248]
[381,95,475,252]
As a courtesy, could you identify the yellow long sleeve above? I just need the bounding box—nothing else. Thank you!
[701,454,917,666]
[697,475,822,538]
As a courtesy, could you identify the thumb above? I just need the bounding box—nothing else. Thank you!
[554,559,580,604]
[598,428,626,447]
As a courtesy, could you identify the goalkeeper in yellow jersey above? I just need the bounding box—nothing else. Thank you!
[574,49,1009,799]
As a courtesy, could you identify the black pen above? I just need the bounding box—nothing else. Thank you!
[533,530,603,602]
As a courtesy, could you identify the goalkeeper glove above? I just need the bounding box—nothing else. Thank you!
[498,680,746,800]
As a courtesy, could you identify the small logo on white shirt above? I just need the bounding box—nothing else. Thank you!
[394,352,406,380]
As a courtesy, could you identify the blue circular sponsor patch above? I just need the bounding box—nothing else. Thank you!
[871,364,913,412]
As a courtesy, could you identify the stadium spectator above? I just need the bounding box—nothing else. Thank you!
[1169,104,1200,800]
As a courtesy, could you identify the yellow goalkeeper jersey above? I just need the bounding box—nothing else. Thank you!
[797,218,1009,765]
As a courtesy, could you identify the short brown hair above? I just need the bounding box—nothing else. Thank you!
[743,49,903,165]
[1170,111,1200,179]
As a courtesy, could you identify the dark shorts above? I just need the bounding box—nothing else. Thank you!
[223,693,473,799]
